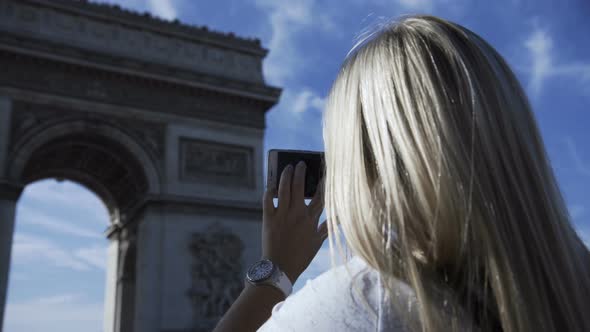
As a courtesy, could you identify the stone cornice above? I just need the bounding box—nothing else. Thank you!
[0,0,276,84]
[0,33,281,104]
[23,0,266,55]
[114,194,263,235]
[0,50,273,128]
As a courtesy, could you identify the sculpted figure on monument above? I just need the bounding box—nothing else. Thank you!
[188,224,244,323]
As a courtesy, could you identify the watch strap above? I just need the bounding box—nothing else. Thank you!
[246,262,293,298]
[274,270,293,297]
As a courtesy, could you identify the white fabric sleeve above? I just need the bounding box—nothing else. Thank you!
[257,257,380,332]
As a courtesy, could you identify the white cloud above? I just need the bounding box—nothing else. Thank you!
[292,88,326,114]
[397,0,433,11]
[88,0,177,20]
[147,0,177,20]
[75,246,108,270]
[12,233,89,271]
[525,28,552,96]
[525,27,590,96]
[35,293,83,305]
[17,206,104,239]
[553,63,590,81]
[22,179,110,226]
[265,87,326,149]
[565,137,590,177]
[4,293,103,332]
[11,233,106,272]
[359,0,453,13]
[254,0,335,85]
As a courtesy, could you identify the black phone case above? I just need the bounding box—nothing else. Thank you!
[268,149,324,198]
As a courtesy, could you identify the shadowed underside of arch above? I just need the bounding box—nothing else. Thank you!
[20,134,150,220]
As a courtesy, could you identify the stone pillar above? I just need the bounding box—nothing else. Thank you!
[103,234,120,332]
[0,181,23,332]
[115,231,136,332]
[129,199,263,332]
[0,96,12,178]
[133,204,165,332]
[104,226,138,332]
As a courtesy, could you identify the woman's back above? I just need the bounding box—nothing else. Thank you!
[259,255,482,331]
[258,255,415,331]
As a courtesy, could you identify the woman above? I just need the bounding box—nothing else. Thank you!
[214,15,590,332]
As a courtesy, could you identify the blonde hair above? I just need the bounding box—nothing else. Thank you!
[323,15,590,332]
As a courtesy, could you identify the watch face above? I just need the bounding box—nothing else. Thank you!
[247,259,275,282]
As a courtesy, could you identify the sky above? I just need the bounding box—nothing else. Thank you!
[3,0,590,331]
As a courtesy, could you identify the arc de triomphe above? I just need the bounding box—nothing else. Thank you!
[0,1,280,331]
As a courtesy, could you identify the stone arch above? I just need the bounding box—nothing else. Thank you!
[4,117,158,332]
[0,1,281,330]
[7,119,162,222]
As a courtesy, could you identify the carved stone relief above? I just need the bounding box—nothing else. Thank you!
[179,138,255,189]
[187,223,244,331]
[0,0,264,83]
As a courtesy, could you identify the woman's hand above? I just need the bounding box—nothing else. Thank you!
[262,161,328,285]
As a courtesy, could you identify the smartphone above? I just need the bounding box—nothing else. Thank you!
[267,149,325,199]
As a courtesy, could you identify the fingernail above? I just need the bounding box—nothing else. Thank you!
[297,161,306,168]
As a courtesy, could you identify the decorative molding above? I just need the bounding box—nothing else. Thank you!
[0,0,266,83]
[0,32,280,104]
[187,223,244,331]
[179,138,255,189]
[0,50,271,128]
[122,194,263,233]
[10,101,166,162]
[27,0,264,52]
[8,102,156,212]
[127,123,166,161]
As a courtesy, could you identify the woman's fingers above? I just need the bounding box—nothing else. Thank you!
[308,179,325,219]
[263,185,276,215]
[291,161,307,207]
[277,164,293,211]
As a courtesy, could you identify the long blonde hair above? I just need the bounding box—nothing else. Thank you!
[323,15,590,332]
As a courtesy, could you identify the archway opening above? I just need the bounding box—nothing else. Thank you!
[4,179,110,332]
[3,127,154,332]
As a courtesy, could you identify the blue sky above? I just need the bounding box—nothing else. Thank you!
[4,0,590,331]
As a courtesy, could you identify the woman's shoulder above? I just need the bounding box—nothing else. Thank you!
[257,255,416,332]
[309,255,380,299]
[258,255,380,331]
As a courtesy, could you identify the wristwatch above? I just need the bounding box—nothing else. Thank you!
[245,259,293,298]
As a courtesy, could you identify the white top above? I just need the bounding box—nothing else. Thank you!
[257,255,420,332]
